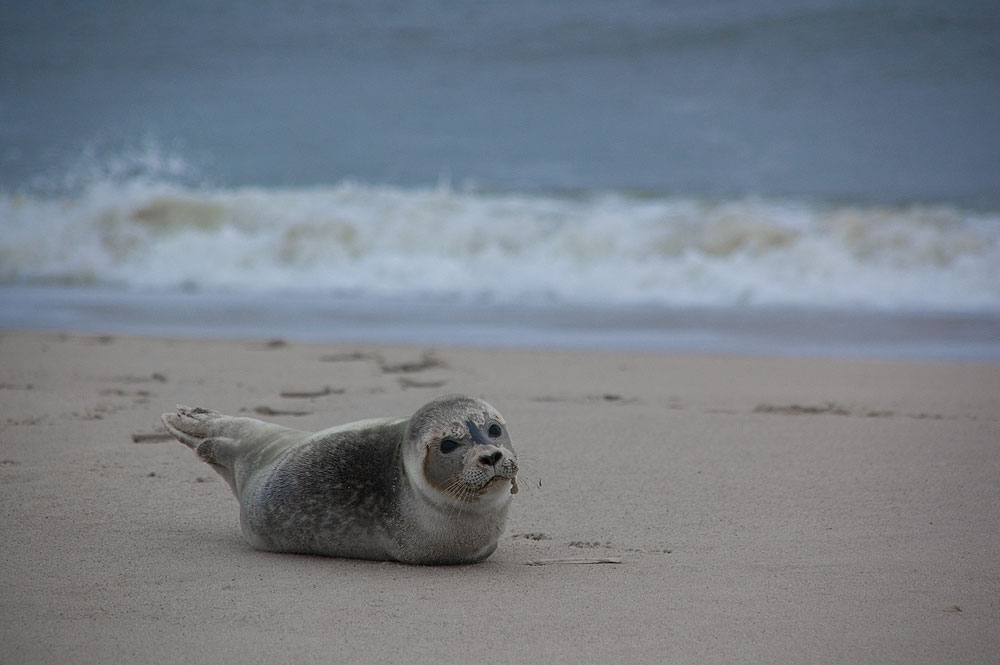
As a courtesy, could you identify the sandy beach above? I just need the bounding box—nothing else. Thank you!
[1,331,997,664]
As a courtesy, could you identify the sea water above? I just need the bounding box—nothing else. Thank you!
[2,1,998,359]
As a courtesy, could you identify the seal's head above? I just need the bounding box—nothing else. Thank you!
[403,395,518,509]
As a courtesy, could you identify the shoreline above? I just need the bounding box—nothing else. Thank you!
[3,285,999,362]
[2,331,998,663]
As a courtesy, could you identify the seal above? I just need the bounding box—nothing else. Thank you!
[161,395,518,565]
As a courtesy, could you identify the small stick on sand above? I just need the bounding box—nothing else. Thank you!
[279,386,342,399]
[252,406,312,417]
[525,557,623,566]
[131,432,176,443]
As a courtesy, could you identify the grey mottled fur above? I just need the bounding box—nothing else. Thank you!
[161,395,517,565]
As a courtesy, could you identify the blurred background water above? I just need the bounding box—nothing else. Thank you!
[2,0,998,358]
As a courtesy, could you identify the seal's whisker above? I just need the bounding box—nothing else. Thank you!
[509,460,541,495]
[456,485,477,518]
[446,489,466,519]
[440,476,471,518]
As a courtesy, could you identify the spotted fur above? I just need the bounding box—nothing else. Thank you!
[162,395,517,564]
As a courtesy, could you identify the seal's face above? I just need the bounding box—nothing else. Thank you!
[404,396,518,505]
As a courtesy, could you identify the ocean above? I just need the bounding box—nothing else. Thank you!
[2,0,998,359]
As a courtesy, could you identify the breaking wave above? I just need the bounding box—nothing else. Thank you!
[2,174,998,311]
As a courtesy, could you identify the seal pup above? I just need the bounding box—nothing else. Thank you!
[161,395,517,565]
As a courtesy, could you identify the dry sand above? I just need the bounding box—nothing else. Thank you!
[1,332,998,664]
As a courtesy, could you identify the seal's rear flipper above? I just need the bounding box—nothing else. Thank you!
[161,405,234,455]
[161,405,241,490]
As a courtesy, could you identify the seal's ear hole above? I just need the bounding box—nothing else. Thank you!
[439,439,459,454]
[488,423,502,438]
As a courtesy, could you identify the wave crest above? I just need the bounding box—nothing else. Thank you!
[2,179,997,311]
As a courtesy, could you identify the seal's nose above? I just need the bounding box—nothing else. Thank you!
[478,451,503,466]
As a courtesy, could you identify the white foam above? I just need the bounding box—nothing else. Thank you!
[2,179,998,311]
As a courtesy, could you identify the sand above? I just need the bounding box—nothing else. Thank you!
[1,332,998,664]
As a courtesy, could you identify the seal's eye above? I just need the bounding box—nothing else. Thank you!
[439,439,459,454]
[488,423,502,438]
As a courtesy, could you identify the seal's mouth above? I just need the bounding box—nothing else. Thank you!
[481,475,510,490]
[486,473,519,496]
[441,453,518,502]
[467,474,514,499]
